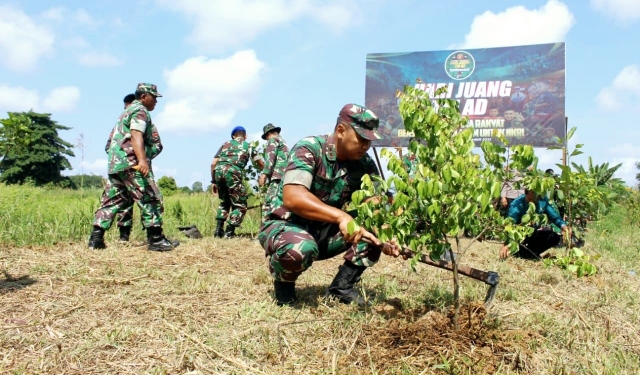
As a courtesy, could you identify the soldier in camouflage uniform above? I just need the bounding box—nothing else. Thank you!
[258,123,289,222]
[259,104,402,307]
[211,126,264,238]
[88,83,179,252]
[103,93,136,242]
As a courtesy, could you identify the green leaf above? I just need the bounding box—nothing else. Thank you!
[346,220,359,236]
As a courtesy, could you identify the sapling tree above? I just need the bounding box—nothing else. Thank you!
[350,83,543,327]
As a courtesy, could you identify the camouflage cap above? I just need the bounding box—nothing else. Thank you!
[261,123,281,140]
[337,103,381,141]
[135,83,162,97]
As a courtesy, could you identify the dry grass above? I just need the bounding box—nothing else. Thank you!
[1,217,640,374]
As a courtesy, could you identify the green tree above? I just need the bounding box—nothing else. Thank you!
[158,176,178,196]
[0,112,32,156]
[68,174,105,189]
[636,161,640,189]
[350,84,539,327]
[0,111,74,186]
[191,181,203,192]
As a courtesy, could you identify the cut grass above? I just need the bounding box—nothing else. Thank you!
[1,203,640,374]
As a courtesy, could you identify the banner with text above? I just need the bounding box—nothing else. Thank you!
[365,42,566,147]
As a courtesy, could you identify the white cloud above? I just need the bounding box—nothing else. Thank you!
[0,84,80,113]
[609,157,639,186]
[154,166,178,178]
[595,65,640,111]
[591,0,640,22]
[80,159,108,176]
[0,85,40,112]
[156,50,266,133]
[74,9,100,27]
[452,0,575,49]
[42,87,81,112]
[157,0,358,52]
[78,51,124,67]
[0,5,55,72]
[608,142,640,158]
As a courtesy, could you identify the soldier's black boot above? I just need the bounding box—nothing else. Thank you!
[274,281,297,306]
[147,226,179,252]
[223,224,237,239]
[214,219,225,238]
[327,261,368,306]
[118,226,131,242]
[88,227,106,249]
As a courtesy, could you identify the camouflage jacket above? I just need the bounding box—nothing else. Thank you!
[261,135,289,181]
[105,125,162,159]
[107,100,163,174]
[267,133,379,225]
[214,139,261,174]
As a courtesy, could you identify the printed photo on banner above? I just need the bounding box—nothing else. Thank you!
[365,42,566,148]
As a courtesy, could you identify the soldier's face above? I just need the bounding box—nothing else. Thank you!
[504,110,515,120]
[266,131,279,140]
[140,93,157,111]
[336,123,371,161]
[124,102,132,110]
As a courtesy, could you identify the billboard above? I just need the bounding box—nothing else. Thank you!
[365,42,566,148]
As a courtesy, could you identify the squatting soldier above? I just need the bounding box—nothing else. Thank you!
[103,93,136,242]
[258,123,289,222]
[88,83,178,251]
[211,126,264,238]
[259,103,402,307]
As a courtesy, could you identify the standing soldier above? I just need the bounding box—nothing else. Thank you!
[211,126,264,238]
[88,83,178,251]
[258,123,289,222]
[103,93,136,242]
[259,103,402,307]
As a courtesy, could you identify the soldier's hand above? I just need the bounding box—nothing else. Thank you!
[211,184,218,195]
[136,161,150,176]
[338,215,381,247]
[499,244,511,259]
[381,238,402,258]
[258,174,267,187]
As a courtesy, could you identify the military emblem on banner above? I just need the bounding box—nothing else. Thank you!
[445,51,476,80]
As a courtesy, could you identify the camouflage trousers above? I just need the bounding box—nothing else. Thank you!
[116,198,134,228]
[258,220,382,282]
[261,179,281,222]
[93,169,164,230]
[214,169,248,227]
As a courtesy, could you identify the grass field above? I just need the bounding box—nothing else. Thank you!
[1,185,640,374]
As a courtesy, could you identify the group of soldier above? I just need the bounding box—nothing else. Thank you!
[86,82,569,307]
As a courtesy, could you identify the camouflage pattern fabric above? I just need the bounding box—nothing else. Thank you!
[104,116,162,228]
[265,134,379,223]
[260,135,289,221]
[214,139,260,173]
[213,139,261,227]
[261,135,289,181]
[258,133,381,281]
[93,169,164,230]
[259,220,381,282]
[106,101,163,174]
[214,168,248,227]
[261,179,281,222]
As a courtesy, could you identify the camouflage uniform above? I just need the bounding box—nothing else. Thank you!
[93,85,165,231]
[259,105,384,283]
[213,139,261,227]
[260,126,289,221]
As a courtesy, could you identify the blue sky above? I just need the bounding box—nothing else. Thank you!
[0,0,639,187]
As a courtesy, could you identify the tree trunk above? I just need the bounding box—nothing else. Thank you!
[452,236,461,330]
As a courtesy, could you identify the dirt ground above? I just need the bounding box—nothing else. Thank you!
[1,234,639,374]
